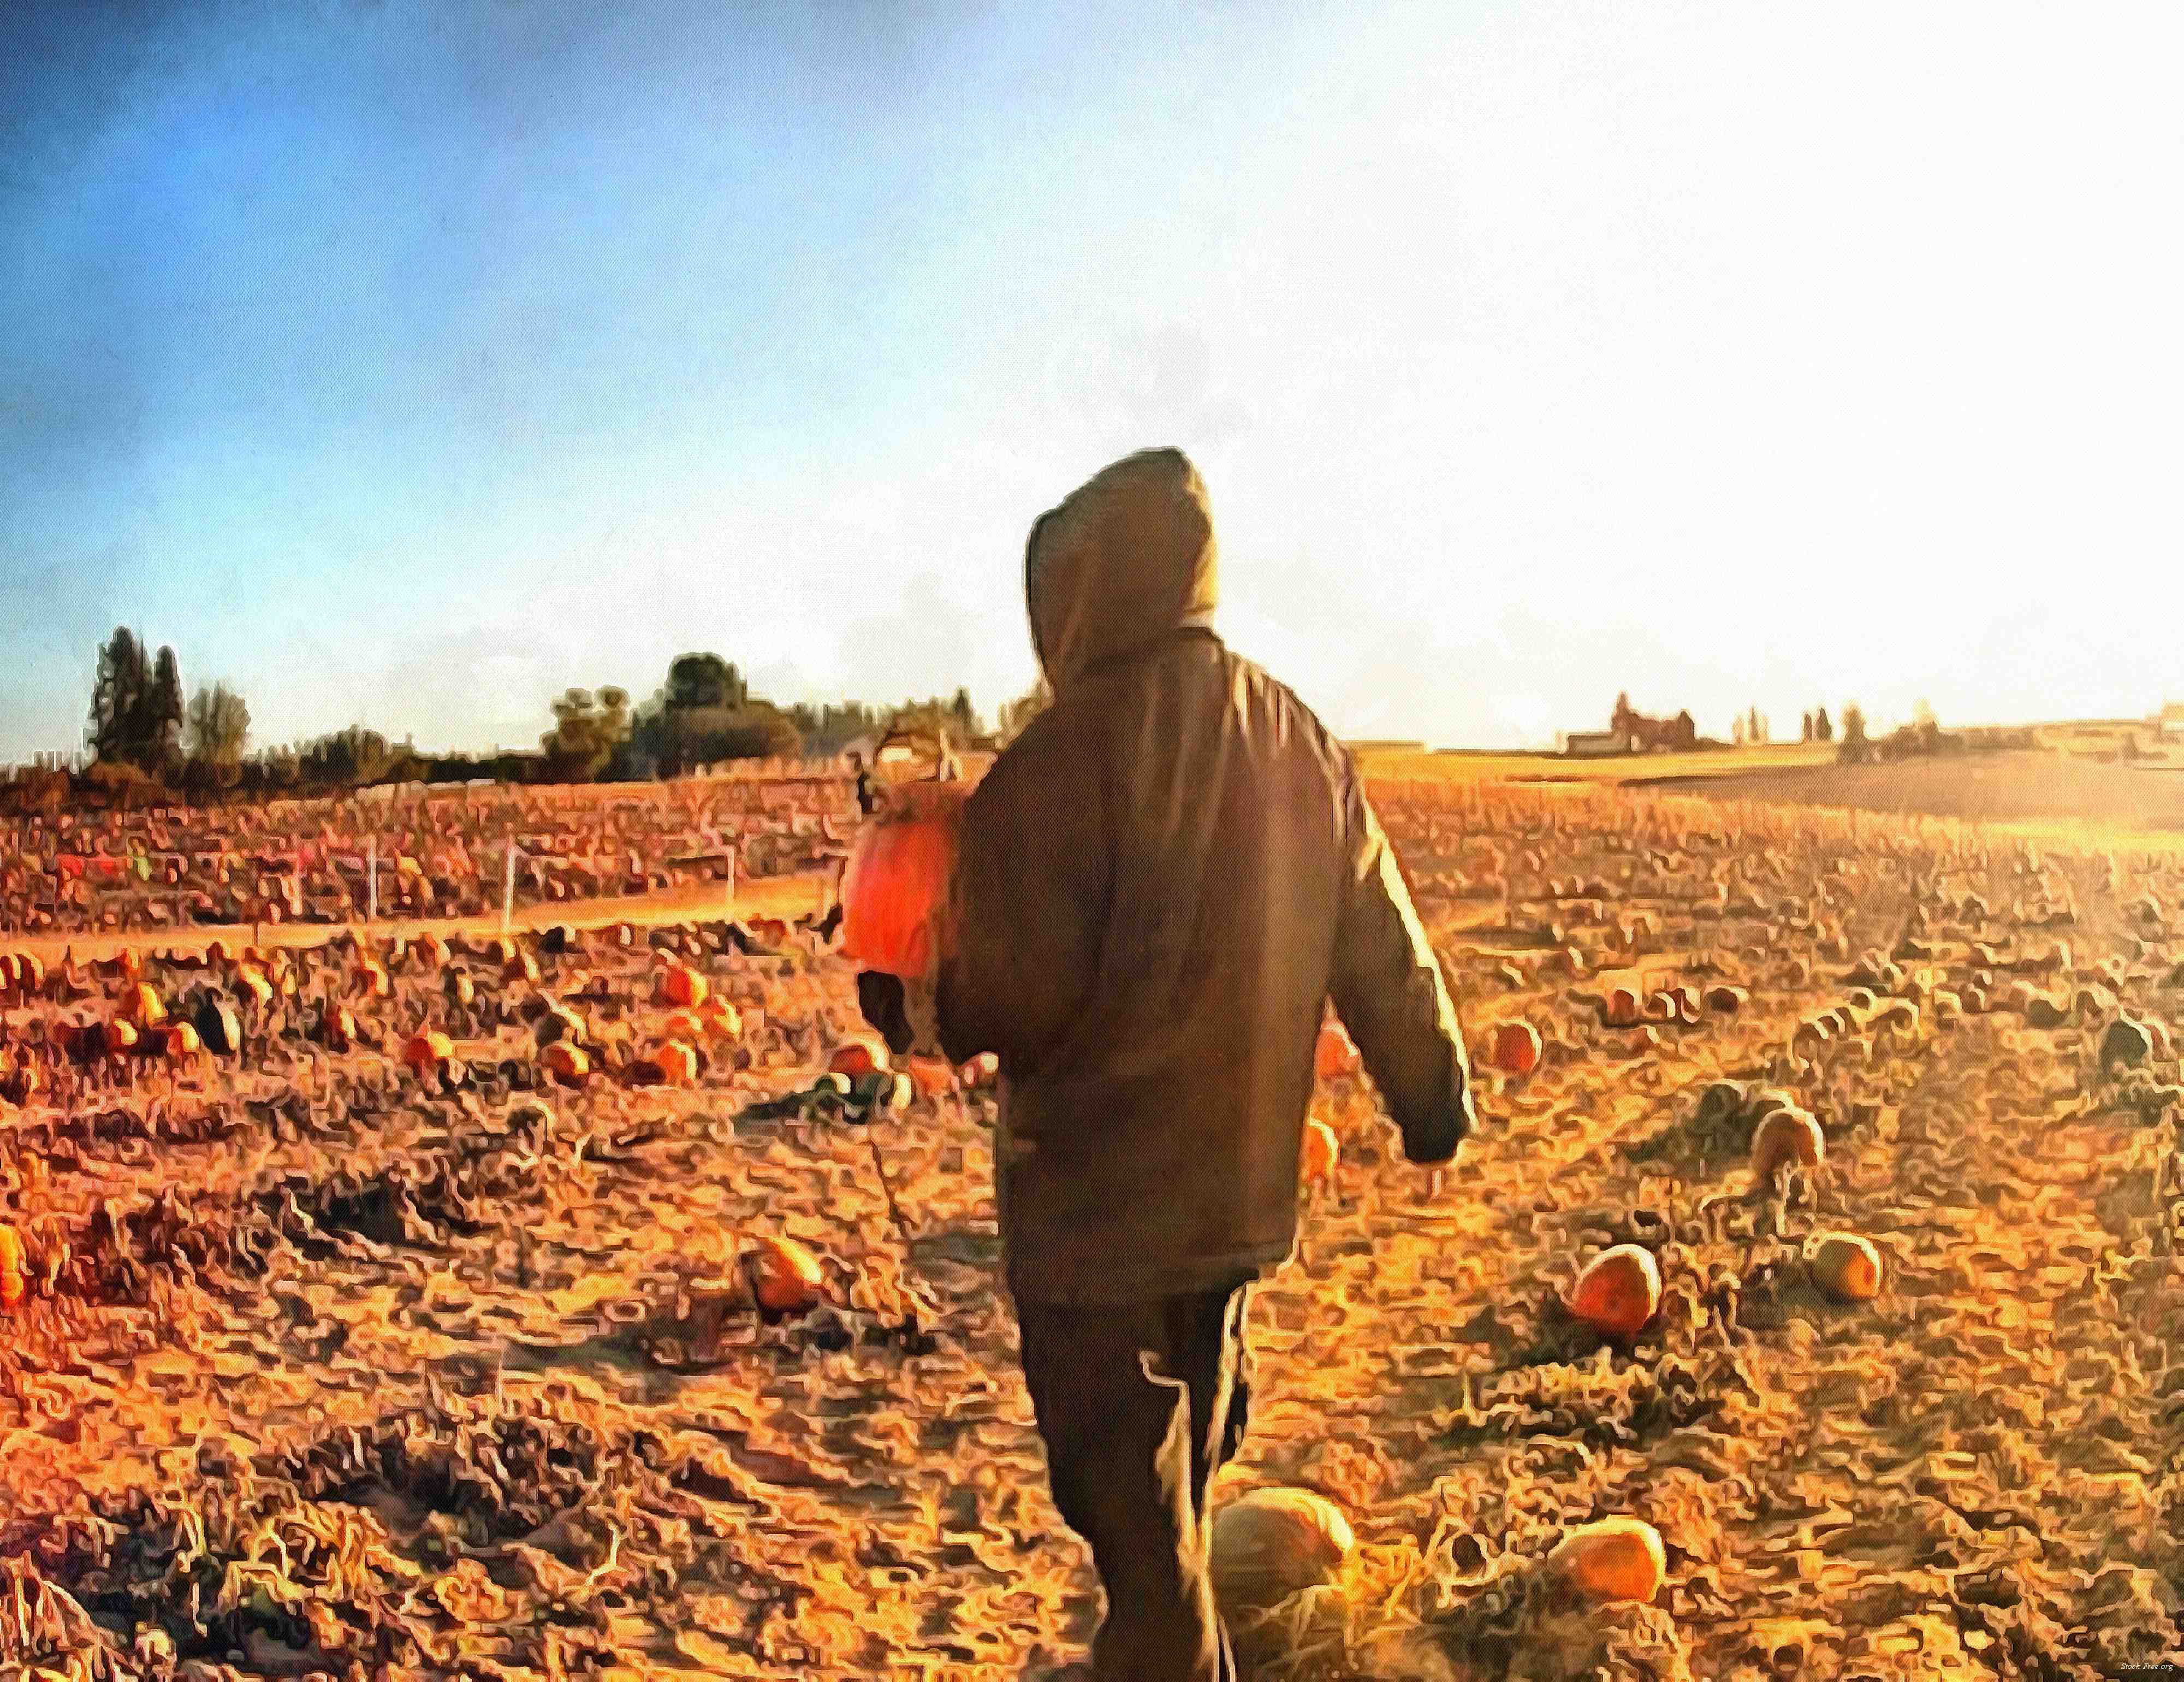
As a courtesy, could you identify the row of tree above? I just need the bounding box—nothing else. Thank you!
[87,629,251,786]
[73,626,1057,801]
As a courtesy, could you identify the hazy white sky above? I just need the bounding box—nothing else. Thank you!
[4,1,2180,760]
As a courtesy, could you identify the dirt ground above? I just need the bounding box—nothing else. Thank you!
[4,777,2184,1679]
[1648,751,2184,836]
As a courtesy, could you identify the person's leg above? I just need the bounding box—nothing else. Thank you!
[1016,1296,1231,1682]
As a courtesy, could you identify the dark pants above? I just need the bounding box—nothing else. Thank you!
[1015,1277,1256,1682]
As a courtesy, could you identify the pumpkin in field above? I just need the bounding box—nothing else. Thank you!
[414,932,448,967]
[403,1030,455,1071]
[503,948,541,986]
[535,1004,587,1049]
[1487,1020,1542,1076]
[234,966,274,1011]
[15,955,43,994]
[0,1224,23,1308]
[1315,1020,1362,1080]
[541,1041,592,1086]
[195,1000,243,1058]
[745,1235,826,1314]
[1704,983,1748,1014]
[697,999,742,1040]
[102,1018,139,1057]
[1209,1488,1355,1613]
[1545,1518,1666,1603]
[905,1056,957,1100]
[652,1039,701,1086]
[321,1006,359,1052]
[828,1038,891,1078]
[1750,1107,1825,1183]
[661,1008,705,1042]
[841,780,970,979]
[1806,1232,1884,1301]
[164,1021,202,1061]
[122,982,166,1026]
[959,1051,1000,1090]
[1298,1116,1339,1187]
[1604,986,1641,1027]
[354,957,390,998]
[656,963,709,1010]
[1565,1244,1661,1337]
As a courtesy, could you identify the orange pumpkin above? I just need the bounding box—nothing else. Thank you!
[503,949,541,986]
[402,1030,455,1071]
[355,957,390,998]
[14,955,42,994]
[541,1041,592,1085]
[657,964,709,1010]
[652,1038,701,1085]
[905,1056,957,1100]
[235,967,274,1011]
[164,1021,202,1061]
[102,1018,139,1057]
[0,1224,23,1308]
[747,1235,826,1313]
[828,1038,891,1078]
[322,1007,359,1051]
[1604,986,1641,1027]
[1315,1021,1362,1080]
[1566,1244,1661,1337]
[840,781,969,979]
[1298,1116,1339,1187]
[122,982,167,1026]
[697,999,743,1040]
[959,1051,1000,1090]
[1487,1021,1542,1076]
[1750,1107,1825,1183]
[1546,1518,1666,1602]
[662,1008,706,1042]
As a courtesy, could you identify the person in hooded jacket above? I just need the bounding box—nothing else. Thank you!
[858,447,1474,1682]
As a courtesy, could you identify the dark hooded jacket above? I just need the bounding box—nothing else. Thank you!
[934,448,1473,1305]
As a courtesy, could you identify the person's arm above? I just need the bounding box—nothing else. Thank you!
[1328,779,1474,1165]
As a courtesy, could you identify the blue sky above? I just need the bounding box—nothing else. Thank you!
[4,1,2181,761]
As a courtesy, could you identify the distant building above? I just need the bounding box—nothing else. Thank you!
[2156,703,2184,739]
[1561,730,1633,759]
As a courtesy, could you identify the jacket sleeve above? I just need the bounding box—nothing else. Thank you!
[1328,779,1475,1165]
[933,732,1108,1070]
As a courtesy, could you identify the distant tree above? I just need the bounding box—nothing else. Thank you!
[1747,706,1765,745]
[949,686,982,742]
[299,725,394,786]
[1801,712,1814,743]
[143,645,186,773]
[186,683,251,767]
[1815,706,1833,743]
[996,678,1053,745]
[1732,714,1747,747]
[542,686,633,779]
[88,627,150,766]
[664,653,747,712]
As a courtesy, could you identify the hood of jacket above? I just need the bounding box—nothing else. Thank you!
[1023,448,1219,691]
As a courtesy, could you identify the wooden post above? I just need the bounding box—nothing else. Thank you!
[502,840,516,937]
[367,836,377,923]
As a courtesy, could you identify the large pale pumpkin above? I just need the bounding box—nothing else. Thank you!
[1210,1488,1355,1613]
[1750,1107,1825,1183]
[840,781,970,979]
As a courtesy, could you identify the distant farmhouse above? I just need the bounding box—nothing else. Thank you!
[1560,694,1698,757]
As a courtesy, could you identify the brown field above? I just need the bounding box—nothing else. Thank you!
[5,770,2184,1679]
